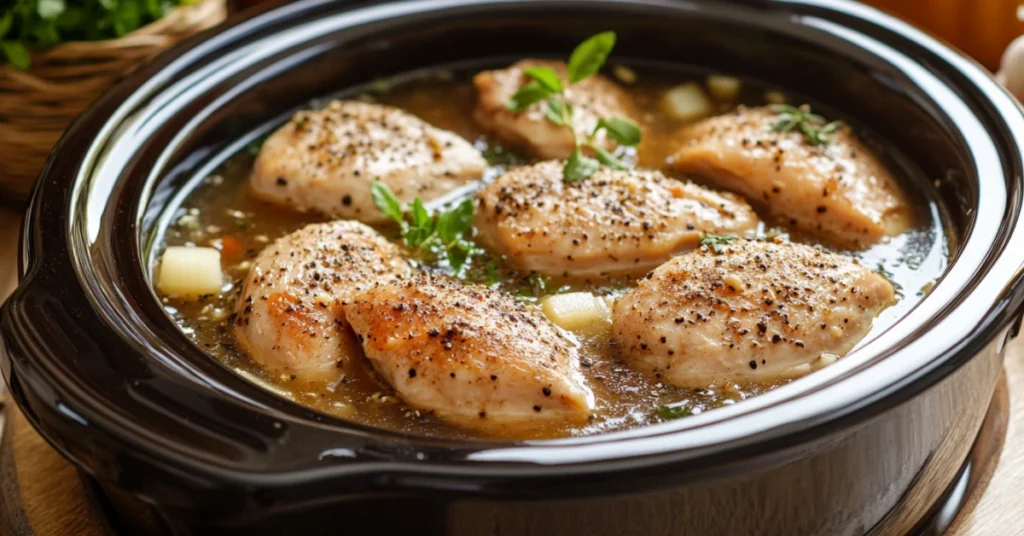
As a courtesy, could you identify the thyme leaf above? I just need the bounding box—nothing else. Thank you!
[656,405,693,420]
[567,31,616,83]
[505,82,551,112]
[592,146,629,170]
[564,147,601,182]
[595,116,641,146]
[523,65,563,92]
[700,235,737,254]
[770,104,844,146]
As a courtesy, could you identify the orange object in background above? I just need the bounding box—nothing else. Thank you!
[865,0,1024,70]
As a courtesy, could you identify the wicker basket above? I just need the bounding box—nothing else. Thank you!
[0,0,228,201]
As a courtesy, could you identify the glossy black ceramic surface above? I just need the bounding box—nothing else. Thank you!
[3,0,1024,534]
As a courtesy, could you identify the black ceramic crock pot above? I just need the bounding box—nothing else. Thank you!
[3,0,1024,534]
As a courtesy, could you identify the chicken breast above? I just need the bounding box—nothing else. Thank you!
[251,100,488,224]
[473,60,639,159]
[474,160,759,278]
[234,220,410,384]
[342,275,594,433]
[612,239,894,388]
[669,106,911,248]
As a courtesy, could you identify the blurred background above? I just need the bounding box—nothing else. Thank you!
[237,0,1024,71]
[234,0,1024,70]
[868,0,1024,69]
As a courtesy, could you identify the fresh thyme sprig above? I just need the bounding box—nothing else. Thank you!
[700,234,737,254]
[770,104,844,146]
[504,31,642,182]
[371,181,478,274]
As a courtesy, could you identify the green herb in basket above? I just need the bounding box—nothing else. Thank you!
[0,0,200,70]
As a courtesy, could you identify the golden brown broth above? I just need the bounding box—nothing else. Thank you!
[159,67,947,440]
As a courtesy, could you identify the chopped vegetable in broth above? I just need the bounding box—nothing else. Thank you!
[154,57,948,440]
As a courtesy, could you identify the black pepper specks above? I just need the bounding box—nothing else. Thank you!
[335,273,588,423]
[475,160,756,275]
[611,239,895,385]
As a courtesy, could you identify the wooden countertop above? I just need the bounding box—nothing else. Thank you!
[0,207,18,306]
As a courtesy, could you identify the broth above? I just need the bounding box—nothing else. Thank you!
[155,62,948,440]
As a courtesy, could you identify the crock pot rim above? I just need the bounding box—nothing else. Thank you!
[4,0,1024,495]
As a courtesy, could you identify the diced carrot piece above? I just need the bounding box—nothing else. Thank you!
[219,236,245,265]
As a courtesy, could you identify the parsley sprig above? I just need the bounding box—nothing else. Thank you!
[504,31,642,182]
[371,181,478,274]
[770,104,844,146]
[700,235,737,254]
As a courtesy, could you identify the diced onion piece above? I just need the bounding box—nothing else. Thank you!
[540,292,612,331]
[661,83,714,122]
[157,246,224,299]
[706,75,741,102]
[813,353,840,370]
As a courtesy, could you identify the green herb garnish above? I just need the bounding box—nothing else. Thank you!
[244,135,267,157]
[875,263,904,298]
[0,0,199,70]
[504,31,641,182]
[371,181,478,274]
[485,261,500,287]
[482,143,526,167]
[516,272,549,299]
[770,104,843,146]
[656,405,693,420]
[700,235,737,254]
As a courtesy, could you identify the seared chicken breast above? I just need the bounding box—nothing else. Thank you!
[234,221,410,383]
[473,60,639,159]
[474,160,759,277]
[612,240,894,387]
[251,100,488,224]
[669,106,911,248]
[343,275,594,433]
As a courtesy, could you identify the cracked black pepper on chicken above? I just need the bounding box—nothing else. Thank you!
[155,59,947,440]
